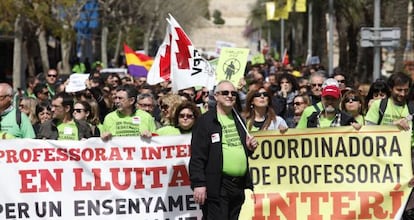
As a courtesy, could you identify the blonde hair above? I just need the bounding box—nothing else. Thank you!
[159,94,183,125]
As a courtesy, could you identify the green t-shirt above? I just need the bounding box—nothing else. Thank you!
[1,107,35,138]
[56,121,79,140]
[365,99,410,125]
[102,109,156,137]
[218,113,247,177]
[156,126,181,136]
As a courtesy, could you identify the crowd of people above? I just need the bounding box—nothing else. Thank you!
[1,58,414,219]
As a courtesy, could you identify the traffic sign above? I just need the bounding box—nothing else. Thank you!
[360,27,400,47]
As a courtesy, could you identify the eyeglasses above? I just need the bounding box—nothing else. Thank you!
[311,83,323,87]
[0,94,10,100]
[73,109,86,113]
[179,113,194,119]
[253,92,269,98]
[47,74,57,78]
[344,97,360,103]
[138,103,153,108]
[337,80,346,84]
[216,90,238,97]
[201,91,209,96]
[293,102,305,106]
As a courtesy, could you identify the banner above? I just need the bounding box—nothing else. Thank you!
[240,126,412,220]
[0,135,200,220]
[0,126,411,219]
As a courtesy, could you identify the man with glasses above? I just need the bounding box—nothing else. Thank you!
[189,80,258,220]
[136,93,162,128]
[37,92,91,140]
[101,85,156,141]
[45,69,58,97]
[0,83,35,139]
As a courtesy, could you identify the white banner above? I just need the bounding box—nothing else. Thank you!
[0,135,201,220]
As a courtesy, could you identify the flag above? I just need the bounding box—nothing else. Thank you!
[274,0,292,19]
[295,0,307,12]
[123,44,153,78]
[147,25,172,85]
[266,2,280,21]
[282,49,290,66]
[168,14,215,92]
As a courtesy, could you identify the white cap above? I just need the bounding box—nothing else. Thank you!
[322,78,339,88]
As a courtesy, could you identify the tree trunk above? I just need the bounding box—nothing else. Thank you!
[60,40,72,75]
[383,0,409,72]
[101,26,109,68]
[13,15,23,89]
[313,0,328,70]
[336,12,349,74]
[38,27,50,74]
[113,29,122,67]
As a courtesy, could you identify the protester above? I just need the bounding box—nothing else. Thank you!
[33,83,50,103]
[340,89,366,125]
[290,94,311,127]
[243,86,288,132]
[365,72,412,130]
[296,85,360,129]
[0,83,35,139]
[273,72,299,123]
[38,92,92,140]
[364,78,390,110]
[101,85,156,141]
[33,101,52,136]
[158,94,183,126]
[308,72,325,105]
[18,97,38,125]
[45,69,58,97]
[136,93,162,128]
[156,101,200,135]
[189,80,258,220]
[73,100,101,137]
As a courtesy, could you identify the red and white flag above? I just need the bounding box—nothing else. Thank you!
[147,25,172,85]
[147,14,215,92]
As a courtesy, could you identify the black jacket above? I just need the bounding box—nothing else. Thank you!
[189,107,254,200]
[306,110,356,128]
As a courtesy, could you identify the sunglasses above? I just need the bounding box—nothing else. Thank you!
[293,102,304,106]
[161,104,169,110]
[344,97,360,103]
[253,91,269,98]
[216,90,238,97]
[201,91,209,96]
[179,113,194,119]
[311,83,323,87]
[47,74,57,78]
[337,80,346,84]
[73,109,86,113]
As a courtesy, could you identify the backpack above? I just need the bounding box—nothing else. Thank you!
[0,108,22,130]
[377,98,414,125]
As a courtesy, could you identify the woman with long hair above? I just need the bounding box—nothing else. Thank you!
[243,86,288,132]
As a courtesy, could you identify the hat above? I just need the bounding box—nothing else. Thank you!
[322,78,339,88]
[322,85,341,99]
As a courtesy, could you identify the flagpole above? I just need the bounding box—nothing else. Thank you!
[232,107,251,138]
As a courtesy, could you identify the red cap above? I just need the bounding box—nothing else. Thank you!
[322,85,341,99]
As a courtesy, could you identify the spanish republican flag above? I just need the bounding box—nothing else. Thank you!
[123,44,153,77]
